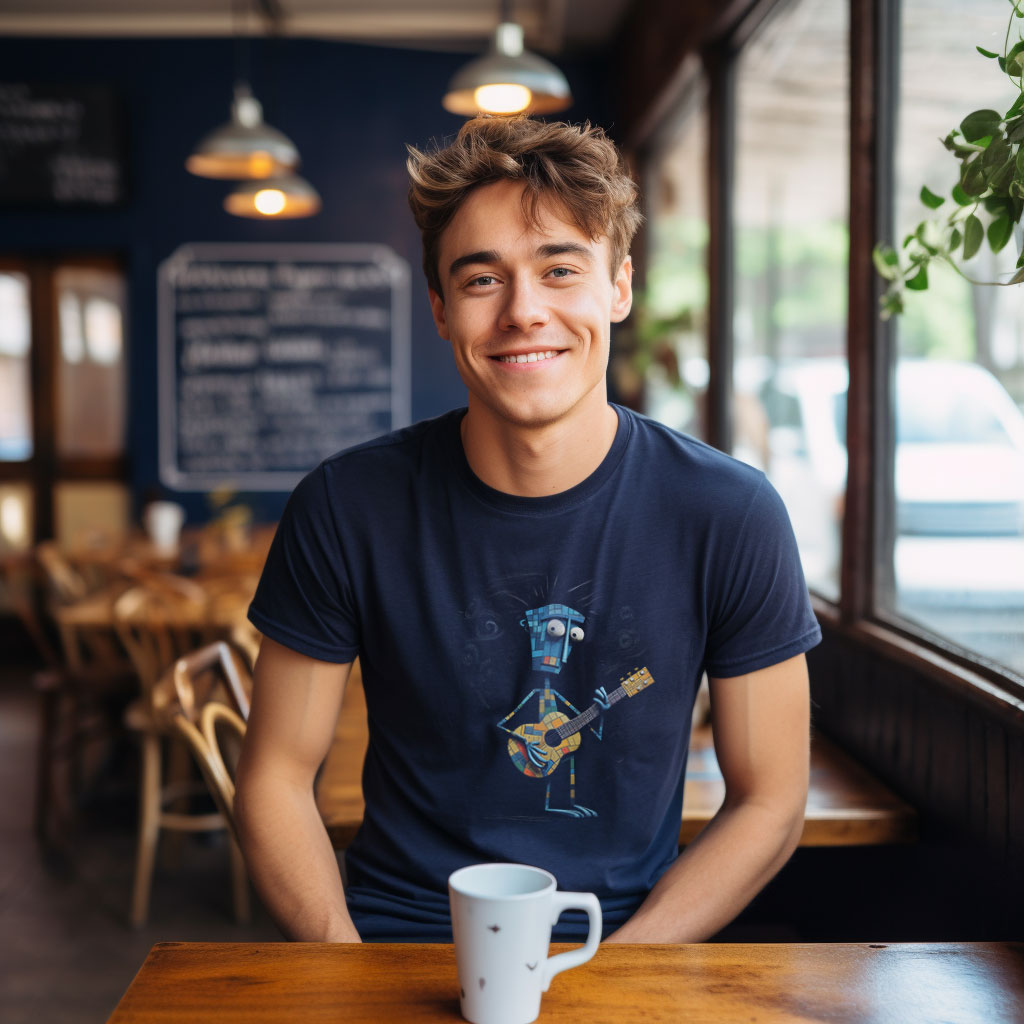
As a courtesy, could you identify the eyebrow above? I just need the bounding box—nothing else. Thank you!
[447,242,595,279]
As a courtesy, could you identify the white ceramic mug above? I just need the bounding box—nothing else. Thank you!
[144,500,185,552]
[448,863,602,1024]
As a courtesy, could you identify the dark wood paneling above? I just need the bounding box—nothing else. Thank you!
[615,0,762,146]
[808,621,1022,930]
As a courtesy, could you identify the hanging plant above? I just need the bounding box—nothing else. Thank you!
[874,0,1024,318]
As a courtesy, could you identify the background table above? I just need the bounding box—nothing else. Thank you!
[316,672,918,849]
[106,941,1024,1023]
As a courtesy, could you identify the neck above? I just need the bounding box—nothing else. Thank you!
[461,397,619,497]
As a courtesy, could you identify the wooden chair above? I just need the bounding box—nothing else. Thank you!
[113,582,240,926]
[120,614,252,929]
[162,641,250,917]
[1,548,135,847]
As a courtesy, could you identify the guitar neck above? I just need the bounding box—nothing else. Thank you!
[557,685,627,739]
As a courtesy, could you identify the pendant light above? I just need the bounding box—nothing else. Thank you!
[442,2,572,116]
[224,172,322,219]
[186,81,299,180]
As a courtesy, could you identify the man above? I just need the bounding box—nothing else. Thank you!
[235,116,819,944]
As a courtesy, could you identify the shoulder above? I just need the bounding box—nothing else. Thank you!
[292,409,463,496]
[615,405,768,506]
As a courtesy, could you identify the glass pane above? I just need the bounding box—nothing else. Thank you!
[887,0,1024,676]
[0,483,33,553]
[639,96,710,438]
[0,271,33,460]
[54,481,130,550]
[732,0,850,600]
[55,265,126,457]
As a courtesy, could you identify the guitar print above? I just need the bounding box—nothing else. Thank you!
[506,667,654,778]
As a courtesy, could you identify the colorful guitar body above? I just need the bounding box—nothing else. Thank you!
[505,667,654,779]
[507,713,581,778]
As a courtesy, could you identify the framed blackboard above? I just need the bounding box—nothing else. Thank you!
[0,82,125,206]
[157,243,412,491]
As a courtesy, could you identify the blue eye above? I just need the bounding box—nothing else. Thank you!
[549,267,573,278]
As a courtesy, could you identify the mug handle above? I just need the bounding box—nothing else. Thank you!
[542,891,602,991]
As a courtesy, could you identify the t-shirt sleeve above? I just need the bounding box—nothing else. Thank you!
[703,474,821,678]
[247,465,360,663]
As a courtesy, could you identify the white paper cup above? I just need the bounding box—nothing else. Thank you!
[449,863,601,1024]
[144,501,185,552]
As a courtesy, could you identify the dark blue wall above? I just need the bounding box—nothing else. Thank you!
[0,36,610,522]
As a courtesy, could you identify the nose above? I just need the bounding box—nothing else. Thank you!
[500,275,549,333]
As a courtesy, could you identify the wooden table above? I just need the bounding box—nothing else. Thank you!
[106,941,1024,1023]
[316,674,918,849]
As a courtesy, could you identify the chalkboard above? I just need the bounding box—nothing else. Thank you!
[157,243,411,491]
[0,82,125,206]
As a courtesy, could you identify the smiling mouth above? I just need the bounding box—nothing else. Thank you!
[493,350,561,364]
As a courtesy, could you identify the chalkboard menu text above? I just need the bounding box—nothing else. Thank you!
[158,243,411,491]
[0,82,125,205]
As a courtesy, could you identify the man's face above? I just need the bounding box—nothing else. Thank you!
[429,180,632,431]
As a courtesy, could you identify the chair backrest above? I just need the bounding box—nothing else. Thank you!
[167,701,246,842]
[35,541,89,605]
[169,640,251,722]
[113,581,209,698]
[154,639,252,840]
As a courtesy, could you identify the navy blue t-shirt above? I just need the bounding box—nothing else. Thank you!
[248,405,821,941]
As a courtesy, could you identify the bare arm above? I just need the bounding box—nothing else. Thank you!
[604,653,810,943]
[234,636,360,942]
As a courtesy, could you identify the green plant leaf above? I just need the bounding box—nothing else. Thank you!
[962,162,989,195]
[963,213,984,259]
[988,214,1013,251]
[872,245,900,280]
[961,110,1002,141]
[1007,93,1024,119]
[1010,266,1024,284]
[983,134,1010,167]
[919,185,945,209]
[905,265,929,290]
[977,45,1000,58]
[951,183,973,205]
[999,56,1008,72]
[992,156,1017,192]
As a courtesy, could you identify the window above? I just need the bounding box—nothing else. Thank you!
[0,257,128,554]
[640,88,710,440]
[731,0,850,600]
[885,0,1024,676]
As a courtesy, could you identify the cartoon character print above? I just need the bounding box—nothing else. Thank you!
[496,602,654,819]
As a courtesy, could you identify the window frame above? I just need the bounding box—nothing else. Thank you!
[624,0,1024,714]
[0,253,128,545]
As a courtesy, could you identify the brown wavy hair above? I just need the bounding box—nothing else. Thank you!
[407,116,642,297]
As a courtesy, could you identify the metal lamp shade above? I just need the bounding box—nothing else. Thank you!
[443,23,572,116]
[223,173,322,219]
[186,84,299,179]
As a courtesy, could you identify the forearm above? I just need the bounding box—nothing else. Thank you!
[235,771,361,942]
[603,798,803,943]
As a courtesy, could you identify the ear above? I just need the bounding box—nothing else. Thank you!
[429,287,450,341]
[609,255,633,324]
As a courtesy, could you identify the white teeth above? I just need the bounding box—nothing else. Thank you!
[496,350,558,363]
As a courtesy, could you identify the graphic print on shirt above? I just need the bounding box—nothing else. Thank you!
[496,602,654,818]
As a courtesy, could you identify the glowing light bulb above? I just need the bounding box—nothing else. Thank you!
[474,83,532,114]
[253,188,286,215]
